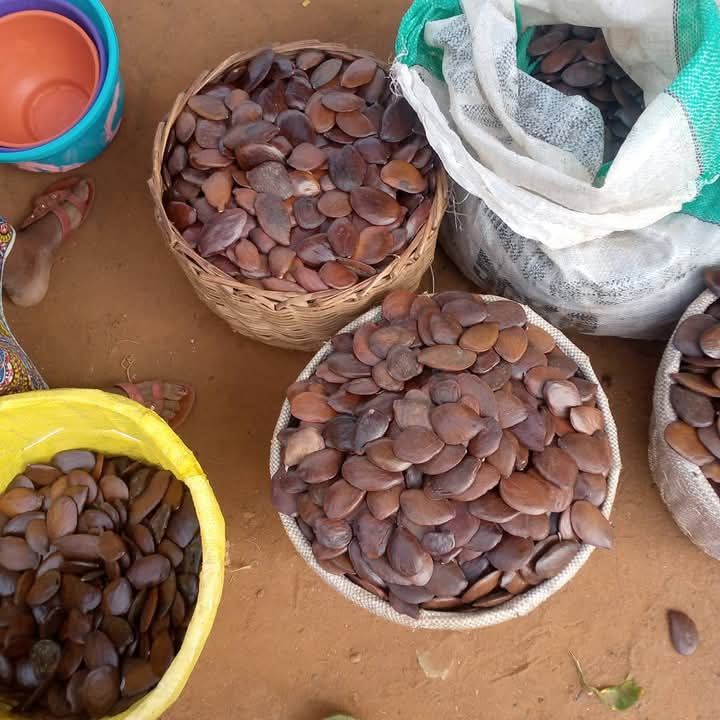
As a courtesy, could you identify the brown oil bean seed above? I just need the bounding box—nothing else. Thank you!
[276,292,608,617]
[0,453,201,718]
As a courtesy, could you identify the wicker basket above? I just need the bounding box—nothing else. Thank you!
[149,41,447,351]
[269,297,622,629]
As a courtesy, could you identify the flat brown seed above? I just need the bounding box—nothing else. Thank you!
[380,97,415,143]
[187,94,229,121]
[336,110,376,138]
[526,324,556,353]
[350,187,401,226]
[495,327,528,363]
[393,427,444,464]
[328,218,358,257]
[342,58,377,88]
[430,403,483,445]
[380,160,426,194]
[486,535,534,572]
[562,60,605,87]
[342,456,404,492]
[318,261,357,289]
[469,491,519,523]
[311,58,343,88]
[667,609,699,656]
[570,500,613,549]
[499,471,560,515]
[328,146,367,192]
[317,191,352,219]
[558,432,613,474]
[418,345,477,372]
[353,226,392,265]
[544,380,582,418]
[484,300,527,329]
[673,314,717,357]
[425,457,481,500]
[569,406,605,435]
[534,540,580,579]
[323,479,366,520]
[127,555,171,590]
[255,192,291,245]
[0,488,42,517]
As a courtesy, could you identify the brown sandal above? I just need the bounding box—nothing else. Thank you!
[20,176,95,237]
[115,380,196,429]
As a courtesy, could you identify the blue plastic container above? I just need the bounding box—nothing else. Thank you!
[0,0,123,171]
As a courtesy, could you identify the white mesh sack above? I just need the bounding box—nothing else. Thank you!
[392,0,720,339]
[650,290,720,559]
[440,196,720,339]
[269,296,621,629]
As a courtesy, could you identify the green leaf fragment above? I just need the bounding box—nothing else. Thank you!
[570,653,643,711]
[323,716,358,720]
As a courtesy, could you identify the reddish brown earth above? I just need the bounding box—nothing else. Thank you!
[1,2,719,718]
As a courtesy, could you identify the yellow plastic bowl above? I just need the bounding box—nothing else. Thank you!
[0,389,225,720]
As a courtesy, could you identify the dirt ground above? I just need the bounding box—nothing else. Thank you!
[1,1,720,718]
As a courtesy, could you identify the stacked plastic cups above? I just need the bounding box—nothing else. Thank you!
[0,0,123,171]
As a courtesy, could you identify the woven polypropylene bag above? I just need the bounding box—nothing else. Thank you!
[0,389,225,720]
[650,291,720,560]
[393,0,720,246]
[269,297,621,629]
[392,0,720,339]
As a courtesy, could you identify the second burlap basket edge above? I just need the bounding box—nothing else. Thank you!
[650,289,720,560]
[270,296,622,629]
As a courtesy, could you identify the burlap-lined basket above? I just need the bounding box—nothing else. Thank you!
[149,41,447,351]
[269,296,622,629]
[650,290,720,560]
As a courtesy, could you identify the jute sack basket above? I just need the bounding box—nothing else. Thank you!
[0,389,225,719]
[650,290,720,560]
[269,296,621,629]
[149,41,447,351]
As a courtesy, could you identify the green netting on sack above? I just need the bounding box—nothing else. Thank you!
[396,0,536,78]
[395,0,462,79]
[671,0,720,224]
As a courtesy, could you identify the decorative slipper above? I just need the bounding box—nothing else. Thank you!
[19,176,95,236]
[115,381,196,429]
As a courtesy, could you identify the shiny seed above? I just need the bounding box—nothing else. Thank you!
[667,610,698,656]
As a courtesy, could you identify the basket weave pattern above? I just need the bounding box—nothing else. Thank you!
[269,297,622,629]
[149,41,447,351]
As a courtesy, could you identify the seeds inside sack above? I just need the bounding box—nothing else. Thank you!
[0,451,201,719]
[273,290,614,618]
[528,25,645,163]
[665,269,720,489]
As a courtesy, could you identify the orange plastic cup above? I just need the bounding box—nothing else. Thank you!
[0,10,100,148]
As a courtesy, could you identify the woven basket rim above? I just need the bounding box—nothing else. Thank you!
[148,40,448,310]
[269,295,623,629]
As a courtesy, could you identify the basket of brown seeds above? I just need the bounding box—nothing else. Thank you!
[651,269,720,560]
[0,389,225,719]
[270,290,621,628]
[150,41,447,351]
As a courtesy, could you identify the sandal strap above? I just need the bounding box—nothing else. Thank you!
[50,205,74,239]
[115,383,145,405]
[151,381,165,410]
[115,382,166,414]
[62,192,89,214]
[19,178,93,235]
